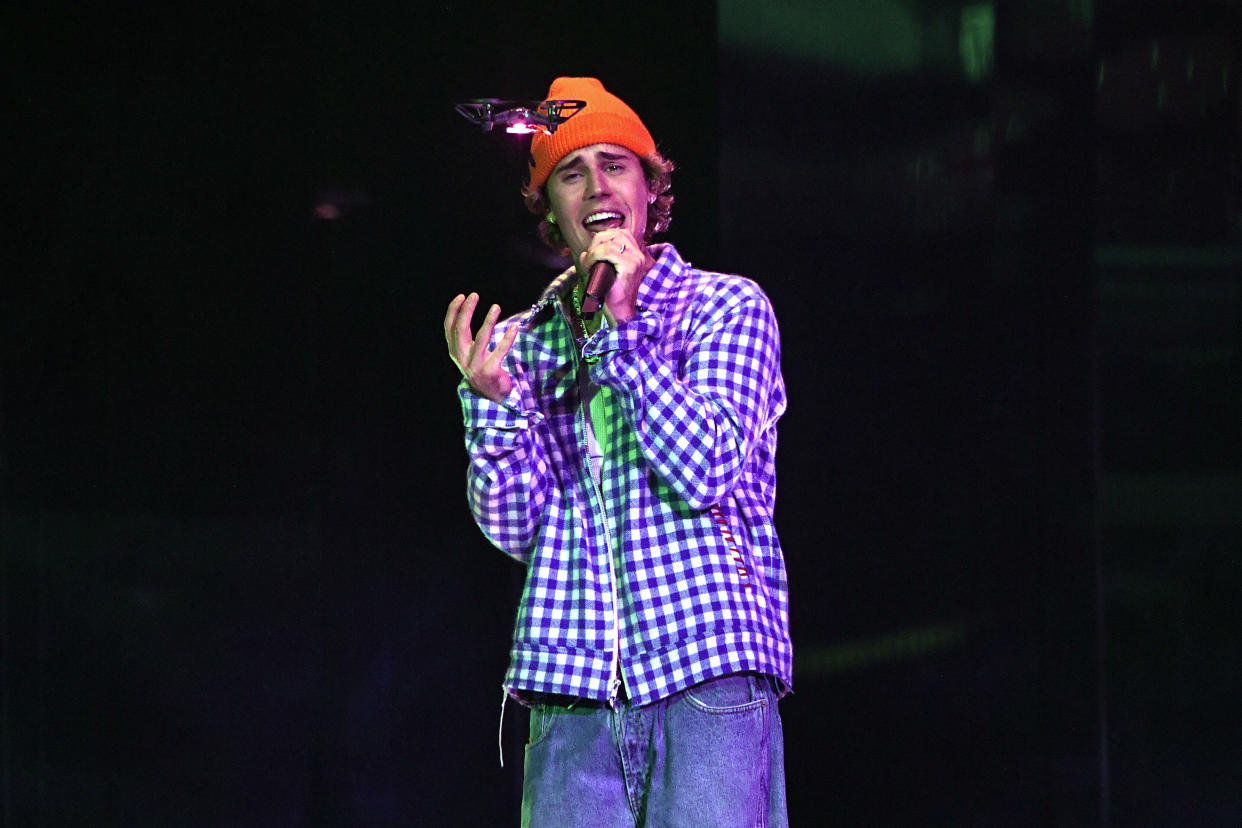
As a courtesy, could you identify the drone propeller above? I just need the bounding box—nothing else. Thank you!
[454,98,585,135]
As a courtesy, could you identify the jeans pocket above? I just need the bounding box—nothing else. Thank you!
[682,673,768,715]
[526,704,559,747]
[666,674,776,826]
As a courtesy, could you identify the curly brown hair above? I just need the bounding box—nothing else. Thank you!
[523,152,675,254]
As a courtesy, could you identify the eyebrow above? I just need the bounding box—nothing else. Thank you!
[554,150,632,175]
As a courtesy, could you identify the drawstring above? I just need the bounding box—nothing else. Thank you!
[498,687,509,768]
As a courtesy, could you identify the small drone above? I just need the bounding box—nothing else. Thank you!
[454,98,586,135]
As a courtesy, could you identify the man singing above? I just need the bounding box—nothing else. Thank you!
[444,77,792,827]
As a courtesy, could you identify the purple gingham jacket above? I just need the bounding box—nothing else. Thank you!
[459,243,791,706]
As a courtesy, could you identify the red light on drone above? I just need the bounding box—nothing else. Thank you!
[505,122,544,135]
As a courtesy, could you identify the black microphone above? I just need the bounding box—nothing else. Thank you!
[580,260,615,318]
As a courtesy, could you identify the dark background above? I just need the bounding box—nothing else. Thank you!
[5,1,1240,825]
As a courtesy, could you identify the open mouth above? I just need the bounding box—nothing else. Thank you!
[583,211,625,232]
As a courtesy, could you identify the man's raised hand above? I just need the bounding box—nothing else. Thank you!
[444,292,519,403]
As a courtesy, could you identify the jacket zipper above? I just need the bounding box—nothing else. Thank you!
[563,299,625,707]
[581,391,624,708]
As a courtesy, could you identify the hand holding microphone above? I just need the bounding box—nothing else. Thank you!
[578,230,649,324]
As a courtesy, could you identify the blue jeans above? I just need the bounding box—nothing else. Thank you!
[521,673,787,827]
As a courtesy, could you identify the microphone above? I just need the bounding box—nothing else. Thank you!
[580,260,615,318]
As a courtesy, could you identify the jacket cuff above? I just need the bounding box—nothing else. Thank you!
[459,380,542,430]
[585,311,663,387]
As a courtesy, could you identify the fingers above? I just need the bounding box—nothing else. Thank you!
[450,292,481,365]
[443,291,518,401]
[472,303,521,375]
[485,318,520,370]
[445,292,483,371]
[470,302,502,367]
[445,292,519,383]
[596,227,640,254]
[444,293,465,333]
[444,293,467,356]
[583,228,644,275]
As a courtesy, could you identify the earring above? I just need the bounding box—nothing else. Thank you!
[648,194,656,204]
[546,213,556,225]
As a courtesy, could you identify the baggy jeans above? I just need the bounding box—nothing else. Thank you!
[521,672,788,827]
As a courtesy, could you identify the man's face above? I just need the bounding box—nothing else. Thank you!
[545,143,649,270]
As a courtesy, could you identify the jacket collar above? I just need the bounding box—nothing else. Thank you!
[528,243,687,319]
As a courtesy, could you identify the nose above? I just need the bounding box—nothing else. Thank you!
[585,167,610,199]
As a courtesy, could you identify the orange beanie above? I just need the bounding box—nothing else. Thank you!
[525,77,656,194]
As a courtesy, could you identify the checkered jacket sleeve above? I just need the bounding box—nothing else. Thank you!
[584,274,783,511]
[457,318,552,562]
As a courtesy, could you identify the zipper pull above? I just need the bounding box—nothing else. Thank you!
[608,675,623,709]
